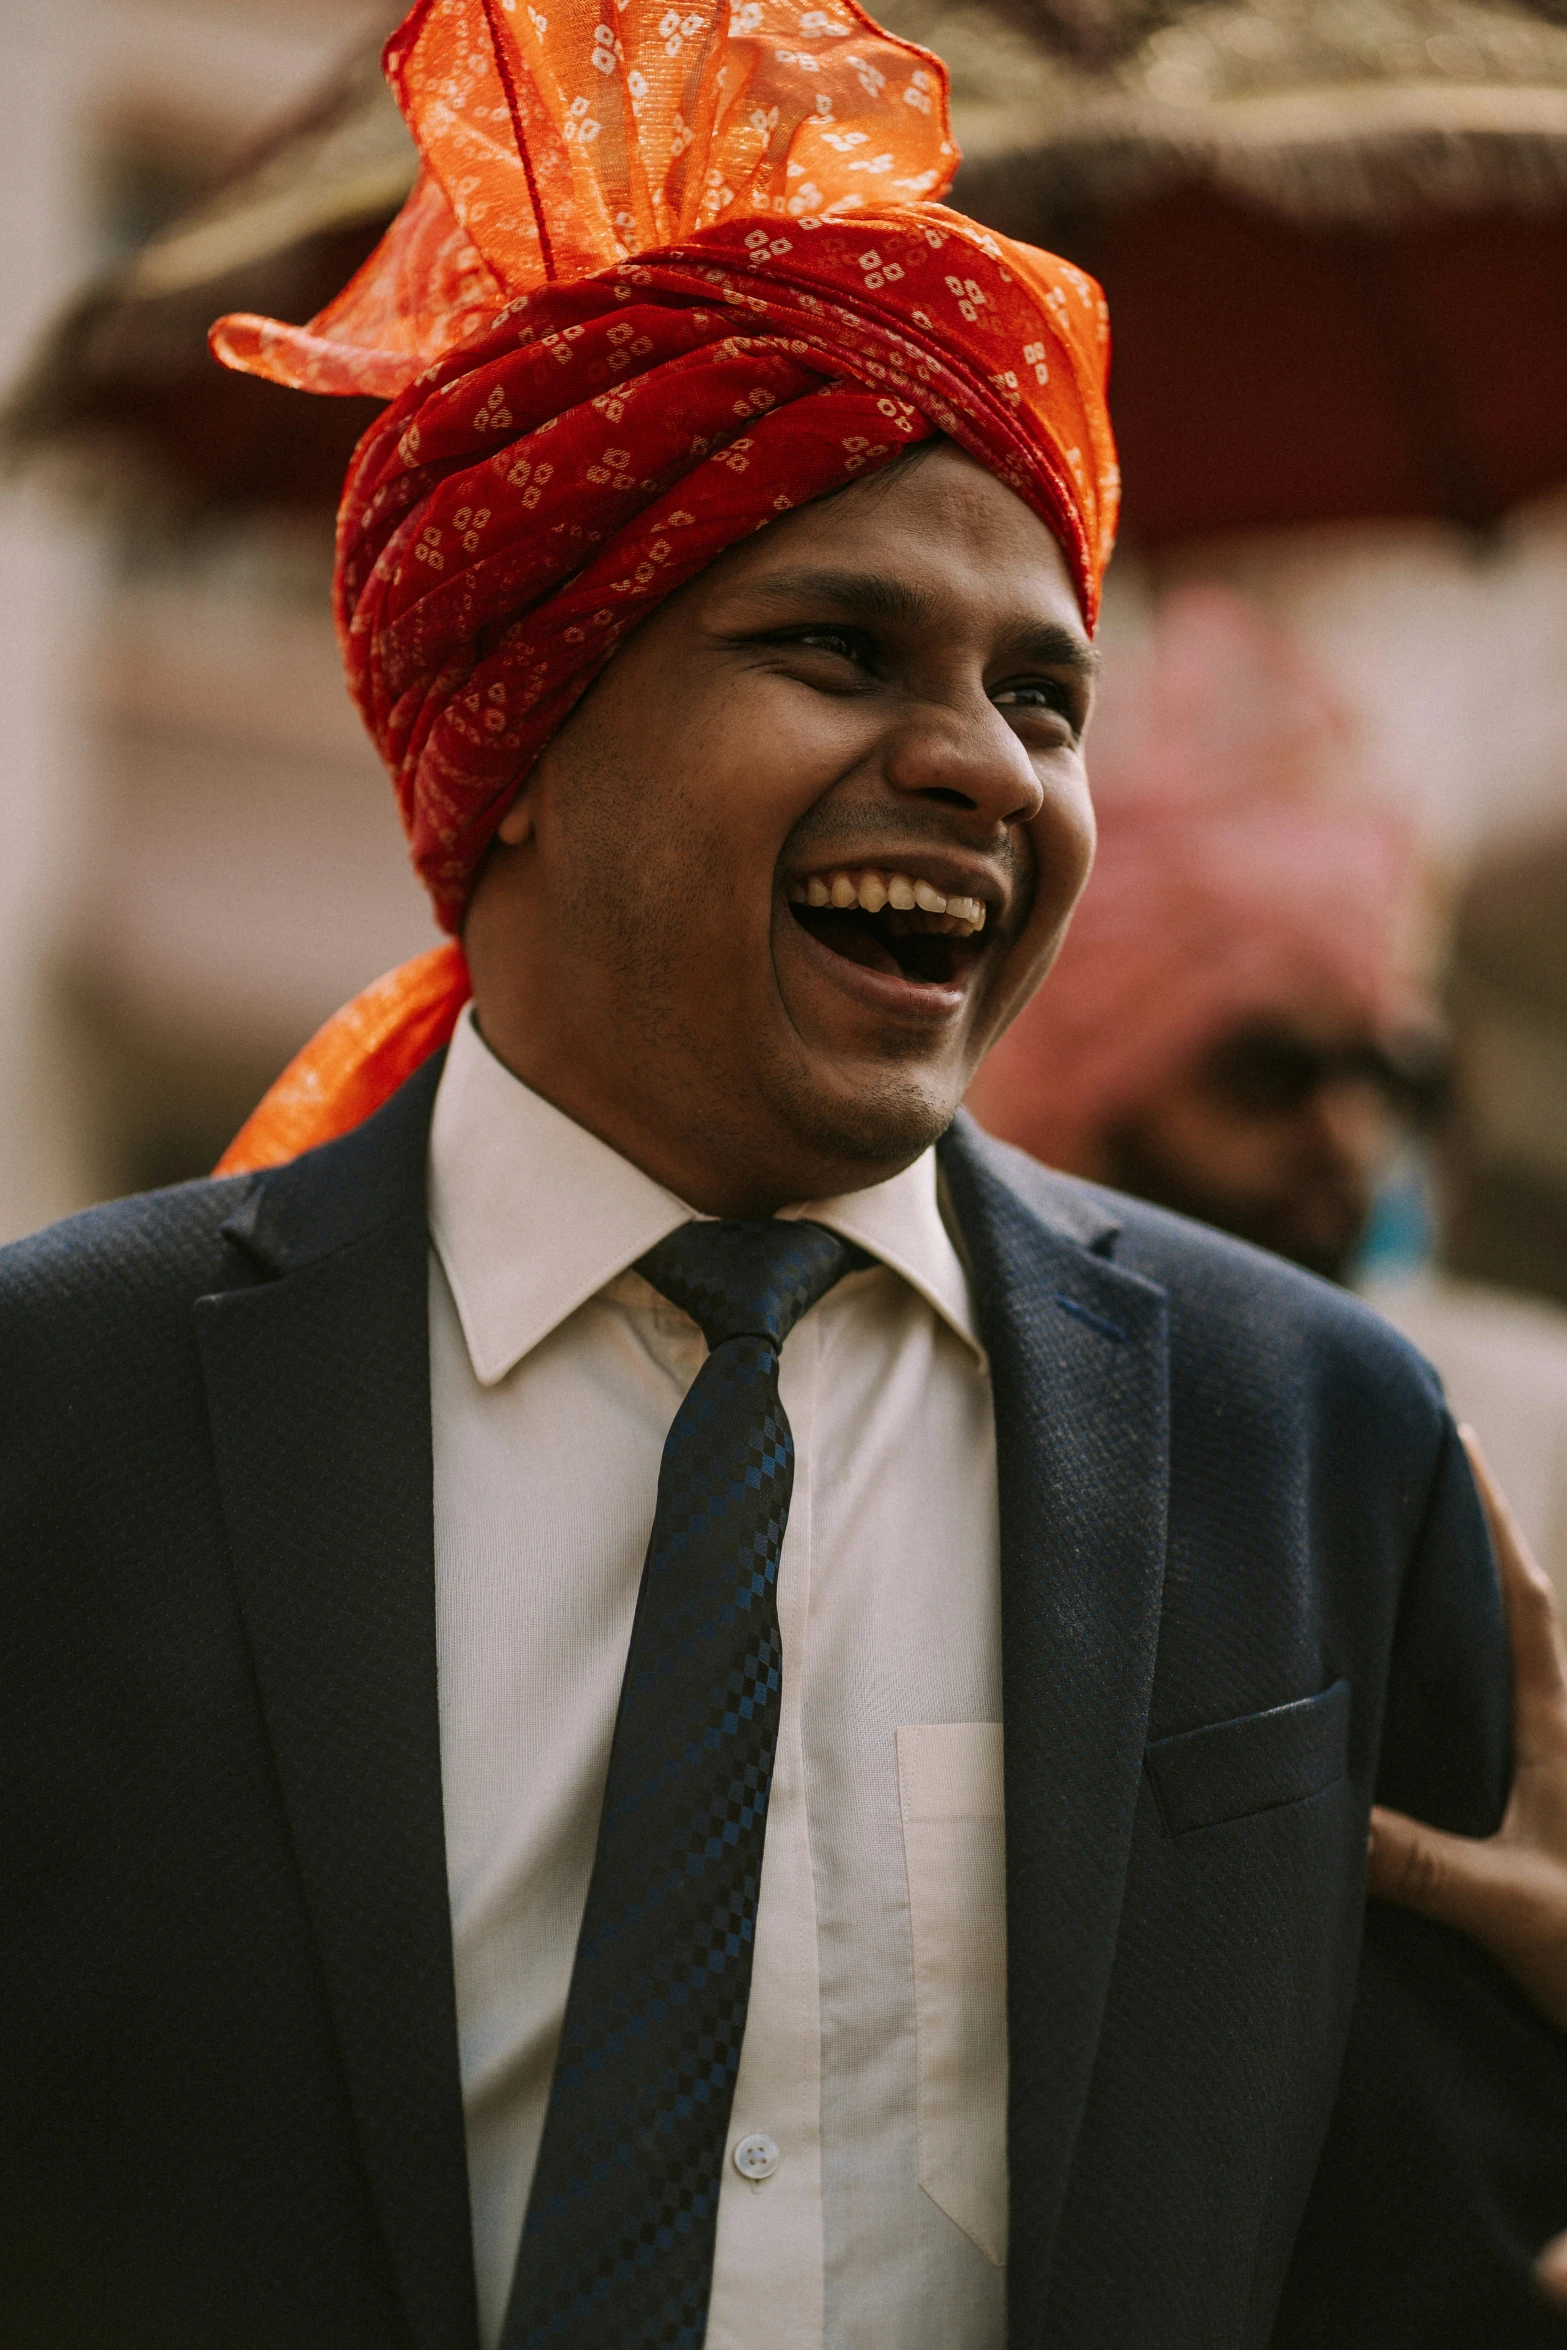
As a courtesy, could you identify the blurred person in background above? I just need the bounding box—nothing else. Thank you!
[966,586,1429,1288]
[1363,827,1567,1612]
[967,589,1567,1609]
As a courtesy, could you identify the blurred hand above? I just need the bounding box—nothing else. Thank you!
[1367,1424,1567,2031]
[1538,2231,1567,2309]
[1368,1427,1567,2309]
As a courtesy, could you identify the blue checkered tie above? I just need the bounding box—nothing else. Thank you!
[500,1217,867,2350]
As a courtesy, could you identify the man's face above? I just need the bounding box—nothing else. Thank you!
[1101,1010,1403,1281]
[464,441,1097,1213]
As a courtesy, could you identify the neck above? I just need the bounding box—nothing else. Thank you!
[466,1006,914,1215]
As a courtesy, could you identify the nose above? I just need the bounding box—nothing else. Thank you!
[880,692,1045,832]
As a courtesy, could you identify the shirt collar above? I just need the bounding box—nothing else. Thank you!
[427,1005,984,1386]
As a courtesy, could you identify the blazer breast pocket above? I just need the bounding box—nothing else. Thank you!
[1143,1678,1351,1838]
[896,1722,1008,2268]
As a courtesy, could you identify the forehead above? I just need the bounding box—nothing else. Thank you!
[699,440,1085,630]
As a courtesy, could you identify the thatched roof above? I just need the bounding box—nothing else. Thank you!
[0,27,411,519]
[929,0,1567,238]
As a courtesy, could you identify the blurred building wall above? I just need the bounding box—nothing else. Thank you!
[0,0,434,1242]
[0,0,92,1242]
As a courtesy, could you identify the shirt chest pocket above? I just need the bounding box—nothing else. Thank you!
[896,1722,1008,2269]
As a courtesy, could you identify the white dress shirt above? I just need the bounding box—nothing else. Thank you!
[428,1006,1008,2350]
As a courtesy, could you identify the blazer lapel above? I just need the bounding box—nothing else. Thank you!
[195,1058,480,2350]
[941,1117,1170,2342]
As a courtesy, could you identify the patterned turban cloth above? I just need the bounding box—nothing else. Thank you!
[212,0,1119,1171]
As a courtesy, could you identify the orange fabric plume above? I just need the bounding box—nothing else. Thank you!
[213,0,965,397]
[212,0,1119,1174]
[214,942,472,1176]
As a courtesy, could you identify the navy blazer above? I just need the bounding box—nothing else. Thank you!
[3,1054,1566,2349]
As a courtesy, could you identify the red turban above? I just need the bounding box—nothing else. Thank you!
[964,588,1421,1173]
[211,0,1118,1172]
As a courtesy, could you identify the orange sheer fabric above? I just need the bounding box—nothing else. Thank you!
[211,0,1119,1176]
[213,0,956,397]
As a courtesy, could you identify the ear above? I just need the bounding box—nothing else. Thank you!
[497,781,536,846]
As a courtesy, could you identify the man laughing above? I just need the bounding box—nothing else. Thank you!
[465,442,1096,1216]
[1,3,1564,2346]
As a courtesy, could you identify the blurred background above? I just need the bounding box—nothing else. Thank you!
[0,0,432,1225]
[6,0,1567,1577]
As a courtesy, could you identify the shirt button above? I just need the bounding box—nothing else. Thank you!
[732,2132,780,2181]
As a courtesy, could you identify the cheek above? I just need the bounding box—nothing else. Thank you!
[546,753,656,919]
[706,680,870,854]
[538,646,858,974]
[542,713,782,989]
[996,774,1094,986]
[969,773,1094,1051]
[1027,772,1096,928]
[532,710,695,981]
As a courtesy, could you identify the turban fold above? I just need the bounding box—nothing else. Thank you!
[964,588,1419,1174]
[211,0,1119,1172]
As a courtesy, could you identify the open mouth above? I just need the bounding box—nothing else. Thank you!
[787,868,990,988]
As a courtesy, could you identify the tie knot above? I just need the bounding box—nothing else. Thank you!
[634,1218,868,1352]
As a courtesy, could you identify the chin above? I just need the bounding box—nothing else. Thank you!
[772,1055,962,1186]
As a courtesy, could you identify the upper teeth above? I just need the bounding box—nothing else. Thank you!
[789,870,987,935]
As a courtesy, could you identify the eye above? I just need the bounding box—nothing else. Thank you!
[746,624,880,689]
[991,677,1082,734]
[784,626,867,663]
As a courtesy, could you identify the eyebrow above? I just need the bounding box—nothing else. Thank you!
[739,564,1101,678]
